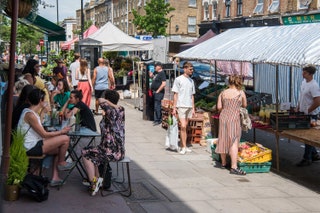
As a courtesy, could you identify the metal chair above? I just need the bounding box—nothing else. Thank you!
[100,156,132,197]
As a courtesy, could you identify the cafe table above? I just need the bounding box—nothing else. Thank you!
[60,126,101,186]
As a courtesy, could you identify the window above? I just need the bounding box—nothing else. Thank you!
[298,0,311,9]
[188,16,196,33]
[189,0,197,7]
[225,0,231,17]
[237,0,243,16]
[212,0,218,20]
[269,0,279,13]
[253,0,264,14]
[204,2,209,20]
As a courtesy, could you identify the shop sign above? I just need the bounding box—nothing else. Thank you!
[282,14,320,25]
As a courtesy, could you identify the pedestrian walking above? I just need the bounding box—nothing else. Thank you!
[69,53,80,90]
[92,58,115,115]
[76,58,93,107]
[172,61,196,154]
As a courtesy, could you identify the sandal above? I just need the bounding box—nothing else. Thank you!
[230,168,246,175]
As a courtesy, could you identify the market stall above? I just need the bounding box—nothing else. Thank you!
[175,23,320,171]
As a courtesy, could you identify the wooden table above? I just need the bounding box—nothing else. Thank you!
[280,128,320,148]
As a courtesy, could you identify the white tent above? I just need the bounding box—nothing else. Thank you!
[79,22,153,51]
[175,23,320,67]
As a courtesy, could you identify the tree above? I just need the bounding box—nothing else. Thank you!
[73,20,93,36]
[132,0,175,37]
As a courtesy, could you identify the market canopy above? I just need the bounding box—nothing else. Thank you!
[175,23,320,67]
[79,21,153,51]
[179,29,215,52]
[23,13,66,42]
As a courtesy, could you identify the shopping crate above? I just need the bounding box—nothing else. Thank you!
[238,162,272,173]
[238,142,272,163]
[211,144,220,162]
[270,112,310,130]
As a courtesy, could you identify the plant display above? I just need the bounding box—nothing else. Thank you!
[114,68,128,78]
[7,129,29,186]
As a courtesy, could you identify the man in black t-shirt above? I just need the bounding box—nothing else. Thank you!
[150,62,166,126]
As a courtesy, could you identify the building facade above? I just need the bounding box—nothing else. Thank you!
[199,0,320,35]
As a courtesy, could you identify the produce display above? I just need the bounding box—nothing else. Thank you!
[238,142,272,163]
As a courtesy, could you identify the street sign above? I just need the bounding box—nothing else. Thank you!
[39,39,44,46]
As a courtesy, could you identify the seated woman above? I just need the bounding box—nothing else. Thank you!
[17,88,75,187]
[81,89,125,196]
[62,90,96,132]
[51,78,73,110]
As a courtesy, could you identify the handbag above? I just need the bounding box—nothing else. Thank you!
[240,107,252,132]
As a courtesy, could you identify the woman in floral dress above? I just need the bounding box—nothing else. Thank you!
[82,89,125,196]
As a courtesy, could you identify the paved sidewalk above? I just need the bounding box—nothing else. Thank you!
[3,99,320,213]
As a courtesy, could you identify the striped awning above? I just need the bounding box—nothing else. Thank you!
[175,23,320,67]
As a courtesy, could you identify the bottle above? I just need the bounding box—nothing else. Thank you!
[69,113,76,132]
[59,111,64,126]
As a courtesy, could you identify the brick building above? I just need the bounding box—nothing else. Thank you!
[199,0,320,36]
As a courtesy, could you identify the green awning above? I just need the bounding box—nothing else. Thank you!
[24,13,66,42]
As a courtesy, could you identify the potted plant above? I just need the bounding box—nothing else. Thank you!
[5,129,29,201]
[114,68,128,85]
[2,0,40,18]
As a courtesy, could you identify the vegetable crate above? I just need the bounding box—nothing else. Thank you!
[270,112,310,130]
[238,162,272,173]
[238,142,272,163]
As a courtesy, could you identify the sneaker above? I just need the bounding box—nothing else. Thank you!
[296,159,312,167]
[185,147,192,153]
[312,154,320,162]
[91,177,103,196]
[50,180,63,187]
[179,147,186,155]
[82,179,91,187]
[58,161,76,171]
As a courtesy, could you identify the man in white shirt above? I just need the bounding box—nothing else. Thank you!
[172,61,196,154]
[69,53,80,89]
[296,65,320,166]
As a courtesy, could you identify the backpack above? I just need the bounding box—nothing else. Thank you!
[21,174,50,202]
[98,162,112,190]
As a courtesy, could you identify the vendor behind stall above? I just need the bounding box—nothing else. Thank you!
[296,65,320,167]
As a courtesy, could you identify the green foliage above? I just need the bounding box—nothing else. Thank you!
[132,0,175,37]
[103,51,118,62]
[114,68,128,78]
[7,129,29,185]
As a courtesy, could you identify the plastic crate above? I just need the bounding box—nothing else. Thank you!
[238,162,272,173]
[270,112,310,130]
[211,144,220,162]
[238,142,272,163]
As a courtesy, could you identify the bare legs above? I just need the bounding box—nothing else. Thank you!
[42,135,70,180]
[82,157,99,182]
[179,118,188,149]
[220,139,239,169]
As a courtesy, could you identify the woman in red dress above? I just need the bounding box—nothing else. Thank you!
[76,58,93,107]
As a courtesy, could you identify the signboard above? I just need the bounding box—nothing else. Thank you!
[39,39,44,46]
[282,14,320,25]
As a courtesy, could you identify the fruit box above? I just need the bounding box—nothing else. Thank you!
[238,162,272,173]
[238,142,272,163]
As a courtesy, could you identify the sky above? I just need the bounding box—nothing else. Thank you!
[38,0,88,23]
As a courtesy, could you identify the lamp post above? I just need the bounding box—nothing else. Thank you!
[81,0,84,40]
[56,0,59,23]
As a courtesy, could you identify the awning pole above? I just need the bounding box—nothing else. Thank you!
[1,0,19,182]
[275,64,280,171]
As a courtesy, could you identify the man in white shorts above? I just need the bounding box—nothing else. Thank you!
[172,61,196,154]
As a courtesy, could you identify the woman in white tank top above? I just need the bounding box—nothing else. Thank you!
[17,88,75,186]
